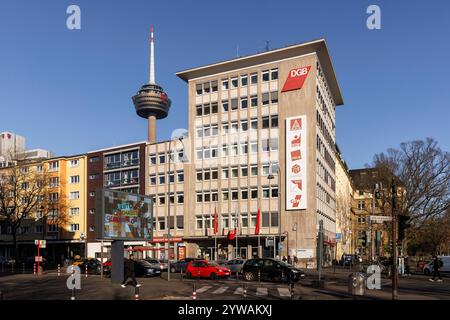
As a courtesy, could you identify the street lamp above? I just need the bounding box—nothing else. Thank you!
[166,136,185,282]
[267,168,275,259]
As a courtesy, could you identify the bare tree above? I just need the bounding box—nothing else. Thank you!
[373,138,450,224]
[0,159,70,261]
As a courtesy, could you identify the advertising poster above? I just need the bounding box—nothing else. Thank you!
[286,116,307,210]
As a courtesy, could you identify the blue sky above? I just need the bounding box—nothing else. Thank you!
[0,0,449,168]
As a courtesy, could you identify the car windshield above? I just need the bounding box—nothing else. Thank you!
[138,260,152,267]
[208,262,219,267]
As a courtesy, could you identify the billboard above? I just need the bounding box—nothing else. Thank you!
[95,189,153,241]
[286,116,307,210]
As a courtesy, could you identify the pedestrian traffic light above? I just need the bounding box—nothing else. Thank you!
[398,215,411,242]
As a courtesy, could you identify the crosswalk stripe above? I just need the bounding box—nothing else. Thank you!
[233,287,243,295]
[256,287,268,296]
[196,286,212,293]
[277,287,291,297]
[212,287,228,294]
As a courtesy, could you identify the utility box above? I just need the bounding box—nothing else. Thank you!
[348,273,366,296]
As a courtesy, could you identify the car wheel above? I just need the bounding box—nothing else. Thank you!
[210,273,217,280]
[424,269,430,276]
[186,272,192,279]
[244,272,255,281]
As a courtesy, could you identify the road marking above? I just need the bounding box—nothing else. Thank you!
[233,287,243,295]
[212,287,228,294]
[277,287,291,297]
[196,286,212,293]
[256,287,268,296]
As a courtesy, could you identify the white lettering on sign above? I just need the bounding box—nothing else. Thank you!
[290,68,309,78]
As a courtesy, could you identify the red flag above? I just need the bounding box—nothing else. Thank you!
[255,209,261,235]
[213,207,218,234]
[227,229,235,241]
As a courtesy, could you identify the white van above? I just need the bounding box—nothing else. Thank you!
[423,256,450,275]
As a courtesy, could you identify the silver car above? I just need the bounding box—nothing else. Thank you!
[220,259,247,274]
[145,258,167,271]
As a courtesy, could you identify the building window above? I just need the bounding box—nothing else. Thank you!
[211,102,218,114]
[89,157,99,163]
[176,216,184,229]
[262,187,270,198]
[70,175,80,184]
[36,165,43,172]
[240,142,248,155]
[231,166,239,178]
[250,165,258,176]
[159,154,166,164]
[271,115,278,128]
[196,148,203,160]
[241,189,248,200]
[89,174,99,180]
[271,68,278,80]
[262,212,270,227]
[251,188,258,199]
[241,213,248,227]
[231,189,239,200]
[222,168,229,179]
[196,105,202,116]
[196,192,203,203]
[70,159,79,167]
[231,121,239,133]
[240,97,248,109]
[70,208,80,216]
[196,215,203,229]
[168,173,175,183]
[204,104,210,116]
[251,118,258,130]
[177,171,184,182]
[89,226,95,232]
[271,211,279,227]
[211,190,218,202]
[69,192,80,200]
[149,154,156,165]
[222,215,229,228]
[358,201,365,210]
[159,195,166,205]
[262,116,270,129]
[270,91,278,104]
[222,190,229,201]
[230,98,238,110]
[196,83,203,95]
[211,169,218,180]
[70,224,80,232]
[222,100,229,112]
[159,175,165,185]
[241,166,248,177]
[240,75,248,86]
[272,187,279,198]
[222,79,229,90]
[250,73,258,84]
[48,224,59,233]
[231,77,238,88]
[211,80,218,92]
[250,213,257,227]
[203,82,210,94]
[262,70,269,82]
[204,192,211,202]
[250,95,258,107]
[150,175,156,185]
[241,120,248,132]
[35,225,43,233]
[158,217,165,230]
[262,92,270,105]
[49,161,59,171]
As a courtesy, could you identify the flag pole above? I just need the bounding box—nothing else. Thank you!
[235,206,238,259]
[214,207,218,261]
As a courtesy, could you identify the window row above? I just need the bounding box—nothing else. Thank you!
[154,215,184,230]
[196,139,278,160]
[196,69,278,95]
[195,91,278,116]
[195,211,278,229]
[316,159,336,191]
[105,169,139,187]
[316,135,336,173]
[154,193,185,205]
[149,171,184,185]
[105,150,139,170]
[196,186,278,202]
[149,151,185,165]
[316,109,335,154]
[196,115,278,138]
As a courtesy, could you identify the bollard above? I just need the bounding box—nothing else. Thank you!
[258,269,261,283]
[192,283,197,300]
[33,263,36,275]
[22,263,25,274]
[243,285,247,300]
[134,286,140,300]
[85,265,88,278]
[0,290,3,300]
[70,269,76,300]
[58,264,61,276]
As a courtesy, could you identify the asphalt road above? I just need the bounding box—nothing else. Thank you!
[0,268,448,300]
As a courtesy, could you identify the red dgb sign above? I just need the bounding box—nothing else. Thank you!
[281,66,311,93]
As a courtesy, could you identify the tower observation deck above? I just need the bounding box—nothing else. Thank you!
[132,26,171,143]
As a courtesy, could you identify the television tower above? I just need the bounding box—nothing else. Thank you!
[132,26,171,143]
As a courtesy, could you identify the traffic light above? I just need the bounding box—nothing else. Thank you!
[361,231,367,247]
[398,215,411,242]
[374,183,381,199]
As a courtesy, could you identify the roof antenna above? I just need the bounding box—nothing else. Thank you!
[265,40,270,51]
[236,45,239,57]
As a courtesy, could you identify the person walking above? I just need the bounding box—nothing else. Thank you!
[121,254,141,288]
[429,255,443,282]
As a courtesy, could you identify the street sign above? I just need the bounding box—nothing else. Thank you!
[369,215,392,223]
[34,240,46,248]
[265,237,274,247]
[336,233,342,240]
[35,256,43,262]
[278,242,283,251]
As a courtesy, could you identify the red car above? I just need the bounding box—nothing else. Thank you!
[186,260,231,279]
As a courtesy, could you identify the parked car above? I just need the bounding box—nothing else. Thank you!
[185,260,231,279]
[423,256,450,276]
[220,259,247,274]
[242,258,305,283]
[144,258,167,271]
[134,260,161,277]
[170,258,199,273]
[78,258,102,275]
[341,254,360,266]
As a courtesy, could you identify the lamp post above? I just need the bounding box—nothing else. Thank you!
[166,136,185,282]
[267,167,275,259]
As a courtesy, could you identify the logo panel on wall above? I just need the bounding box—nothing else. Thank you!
[281,66,311,93]
[286,116,307,210]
